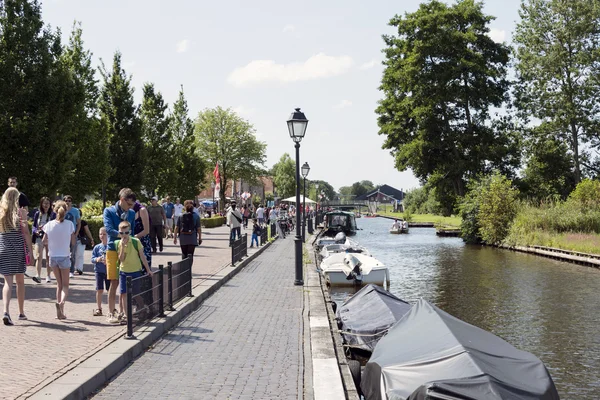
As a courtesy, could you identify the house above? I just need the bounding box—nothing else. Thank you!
[355,184,405,212]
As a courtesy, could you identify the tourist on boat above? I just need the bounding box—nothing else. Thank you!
[391,219,401,230]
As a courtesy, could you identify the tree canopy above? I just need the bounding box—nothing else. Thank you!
[377,0,518,214]
[272,153,296,199]
[194,107,266,205]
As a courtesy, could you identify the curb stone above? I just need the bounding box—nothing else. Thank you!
[28,240,275,400]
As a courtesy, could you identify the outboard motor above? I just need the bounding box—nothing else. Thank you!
[334,232,347,244]
[344,254,363,283]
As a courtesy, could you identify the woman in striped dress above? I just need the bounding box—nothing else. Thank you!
[0,187,33,325]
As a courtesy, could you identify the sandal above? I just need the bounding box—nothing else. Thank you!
[93,309,103,316]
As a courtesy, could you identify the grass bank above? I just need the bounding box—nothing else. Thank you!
[505,230,600,254]
[377,211,461,228]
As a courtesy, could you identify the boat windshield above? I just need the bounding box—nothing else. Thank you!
[328,214,348,227]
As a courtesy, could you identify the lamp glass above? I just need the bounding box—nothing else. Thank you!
[287,108,308,143]
[301,162,310,177]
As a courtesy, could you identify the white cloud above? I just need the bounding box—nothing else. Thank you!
[176,39,189,53]
[283,24,295,33]
[227,53,354,87]
[359,59,379,70]
[488,28,506,43]
[233,105,256,117]
[334,100,352,110]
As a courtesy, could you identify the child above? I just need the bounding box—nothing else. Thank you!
[115,221,152,323]
[91,227,109,316]
[251,219,260,248]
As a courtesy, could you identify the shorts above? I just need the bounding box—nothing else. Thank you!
[50,256,71,269]
[258,218,264,225]
[106,250,119,280]
[119,270,143,294]
[165,218,173,229]
[95,272,111,291]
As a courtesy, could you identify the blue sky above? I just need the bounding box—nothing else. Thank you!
[43,0,522,192]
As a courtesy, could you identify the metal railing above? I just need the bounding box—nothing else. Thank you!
[125,256,193,339]
[269,223,277,240]
[260,225,268,245]
[231,233,248,265]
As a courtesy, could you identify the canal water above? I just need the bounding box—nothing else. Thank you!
[328,217,600,399]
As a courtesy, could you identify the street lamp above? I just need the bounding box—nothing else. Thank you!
[287,107,309,286]
[301,162,310,243]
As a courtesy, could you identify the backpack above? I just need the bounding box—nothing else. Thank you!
[180,213,195,235]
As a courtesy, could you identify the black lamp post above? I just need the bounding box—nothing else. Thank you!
[301,162,310,242]
[287,108,308,286]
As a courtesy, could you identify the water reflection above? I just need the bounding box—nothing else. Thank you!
[328,217,600,399]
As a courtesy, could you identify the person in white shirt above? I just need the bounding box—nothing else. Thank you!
[391,219,401,230]
[173,198,184,229]
[256,205,265,226]
[226,203,243,245]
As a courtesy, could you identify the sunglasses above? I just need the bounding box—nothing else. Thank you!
[64,199,72,203]
[119,231,130,235]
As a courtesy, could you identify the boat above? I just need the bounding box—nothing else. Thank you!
[389,219,409,234]
[335,284,411,357]
[320,252,389,287]
[323,210,358,236]
[361,299,560,400]
[314,231,352,252]
[319,241,371,260]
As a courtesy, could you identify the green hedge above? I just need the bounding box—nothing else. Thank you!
[202,216,225,228]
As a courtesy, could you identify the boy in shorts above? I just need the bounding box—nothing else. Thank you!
[91,227,109,316]
[115,221,152,323]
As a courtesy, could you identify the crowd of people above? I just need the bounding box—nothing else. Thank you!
[0,178,202,326]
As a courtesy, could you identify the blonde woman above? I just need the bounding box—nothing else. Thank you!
[0,188,33,325]
[42,200,75,319]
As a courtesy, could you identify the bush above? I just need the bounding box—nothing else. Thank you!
[201,216,225,228]
[86,216,104,244]
[459,186,481,244]
[568,179,600,210]
[81,200,104,219]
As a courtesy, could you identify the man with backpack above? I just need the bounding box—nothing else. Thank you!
[174,200,202,262]
[226,203,243,246]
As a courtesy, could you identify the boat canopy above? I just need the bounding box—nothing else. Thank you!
[361,299,559,400]
[325,211,357,233]
[336,284,411,353]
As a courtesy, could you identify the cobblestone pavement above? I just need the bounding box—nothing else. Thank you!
[0,224,259,400]
[93,237,304,400]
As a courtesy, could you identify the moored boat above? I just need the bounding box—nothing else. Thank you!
[320,253,389,287]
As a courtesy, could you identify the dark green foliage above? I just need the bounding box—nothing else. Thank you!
[201,216,225,228]
[169,86,206,200]
[351,180,375,197]
[272,153,296,199]
[377,0,517,213]
[99,51,144,199]
[0,0,77,202]
[403,186,443,215]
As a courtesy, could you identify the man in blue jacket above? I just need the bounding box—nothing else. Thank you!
[103,188,136,323]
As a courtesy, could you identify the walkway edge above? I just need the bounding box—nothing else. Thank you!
[28,240,276,400]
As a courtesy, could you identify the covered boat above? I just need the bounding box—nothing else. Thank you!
[320,253,389,286]
[320,241,371,260]
[324,210,358,236]
[336,284,412,355]
[361,299,560,400]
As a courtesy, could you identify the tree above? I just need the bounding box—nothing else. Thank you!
[338,186,352,197]
[0,0,76,201]
[60,22,110,202]
[514,0,600,184]
[377,0,517,213]
[99,51,144,198]
[140,82,171,196]
[272,153,296,199]
[351,180,375,197]
[194,107,266,205]
[169,86,206,200]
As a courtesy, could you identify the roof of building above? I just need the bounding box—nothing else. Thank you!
[355,184,405,201]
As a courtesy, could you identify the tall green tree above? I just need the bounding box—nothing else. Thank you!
[514,0,600,184]
[194,106,266,205]
[0,0,76,201]
[99,51,144,199]
[377,0,517,214]
[140,82,171,196]
[351,180,375,197]
[169,86,206,200]
[272,153,296,199]
[60,22,110,202]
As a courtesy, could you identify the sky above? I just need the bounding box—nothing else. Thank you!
[42,0,522,192]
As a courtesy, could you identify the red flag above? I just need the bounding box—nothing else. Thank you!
[213,163,220,182]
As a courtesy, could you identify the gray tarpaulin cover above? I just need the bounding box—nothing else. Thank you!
[336,284,412,353]
[361,299,560,400]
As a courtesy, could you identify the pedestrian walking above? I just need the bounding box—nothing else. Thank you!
[116,221,152,324]
[62,195,81,278]
[7,176,30,210]
[0,188,33,325]
[162,196,175,239]
[174,200,202,263]
[250,219,260,247]
[243,205,250,229]
[103,188,136,323]
[256,204,265,226]
[91,227,109,316]
[32,197,55,283]
[226,203,242,245]
[74,219,94,275]
[173,198,184,231]
[133,201,152,268]
[147,197,166,253]
[42,200,75,320]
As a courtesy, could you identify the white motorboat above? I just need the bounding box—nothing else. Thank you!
[319,241,371,259]
[389,227,409,234]
[320,253,389,287]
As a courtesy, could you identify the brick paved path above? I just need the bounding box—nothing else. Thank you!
[0,224,259,400]
[93,237,305,400]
